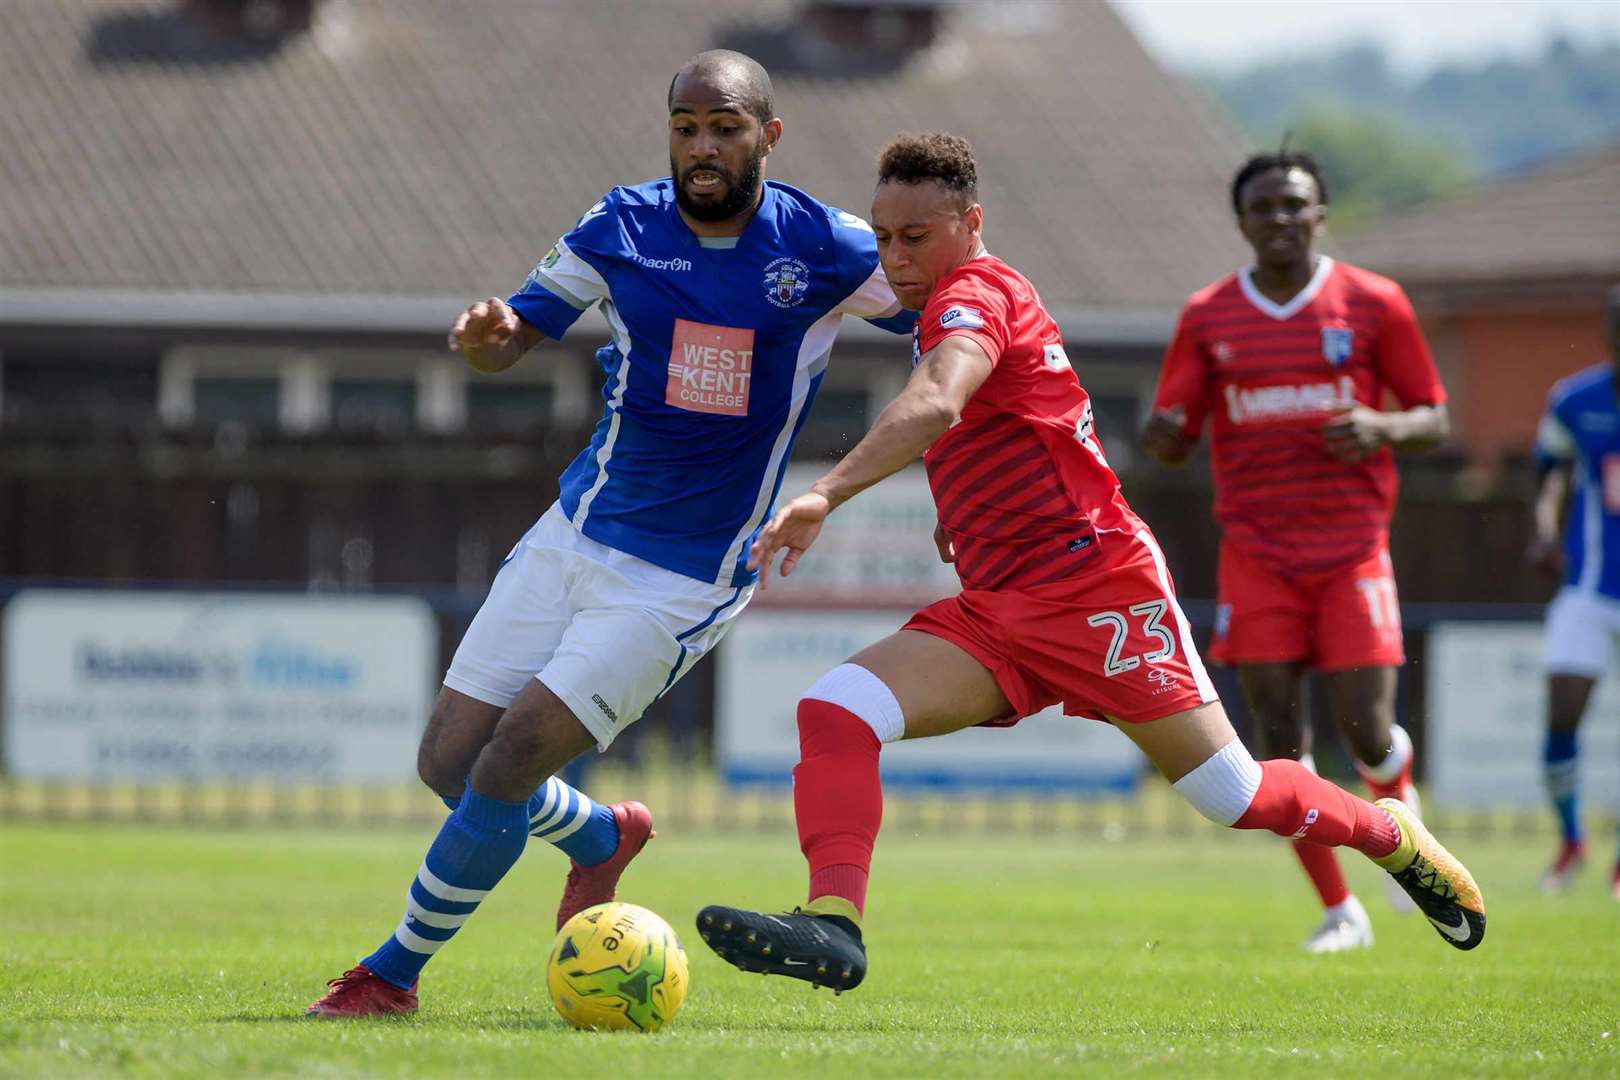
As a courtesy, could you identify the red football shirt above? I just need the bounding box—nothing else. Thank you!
[918,254,1145,591]
[1152,257,1445,575]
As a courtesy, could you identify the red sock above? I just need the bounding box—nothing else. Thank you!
[794,698,883,916]
[1235,759,1400,859]
[1360,759,1412,803]
[1292,840,1351,907]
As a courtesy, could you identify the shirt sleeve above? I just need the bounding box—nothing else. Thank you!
[1152,306,1212,439]
[505,197,615,341]
[1534,393,1577,472]
[916,272,1012,366]
[1374,284,1447,408]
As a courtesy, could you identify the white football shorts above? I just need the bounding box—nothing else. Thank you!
[444,502,753,749]
[1543,586,1620,679]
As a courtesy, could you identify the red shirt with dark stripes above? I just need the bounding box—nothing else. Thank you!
[917,255,1145,592]
[1152,257,1445,575]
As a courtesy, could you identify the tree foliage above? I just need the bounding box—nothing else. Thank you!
[1201,37,1620,225]
[1281,107,1474,231]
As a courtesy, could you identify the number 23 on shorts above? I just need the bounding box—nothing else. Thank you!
[1086,600,1177,677]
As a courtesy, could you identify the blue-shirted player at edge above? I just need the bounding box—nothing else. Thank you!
[307,49,911,1016]
[1530,283,1620,900]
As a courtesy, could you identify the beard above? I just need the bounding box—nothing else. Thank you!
[671,142,766,223]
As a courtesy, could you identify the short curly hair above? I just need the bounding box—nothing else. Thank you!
[1230,151,1330,214]
[877,132,977,202]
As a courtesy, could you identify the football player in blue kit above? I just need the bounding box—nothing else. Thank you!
[308,49,910,1016]
[1530,283,1620,900]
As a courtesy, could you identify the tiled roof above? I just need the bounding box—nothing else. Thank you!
[1339,142,1620,285]
[0,0,1248,310]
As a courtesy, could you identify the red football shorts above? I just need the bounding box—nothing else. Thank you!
[902,530,1218,725]
[1208,537,1405,671]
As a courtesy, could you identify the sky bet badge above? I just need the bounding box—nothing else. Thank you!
[1321,326,1354,367]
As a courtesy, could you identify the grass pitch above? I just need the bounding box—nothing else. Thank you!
[1,817,1615,1078]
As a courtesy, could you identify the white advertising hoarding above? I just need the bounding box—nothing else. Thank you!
[2,590,436,782]
[759,463,958,606]
[717,611,1145,793]
[1427,621,1619,808]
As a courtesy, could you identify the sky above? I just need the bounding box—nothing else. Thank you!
[1111,0,1620,75]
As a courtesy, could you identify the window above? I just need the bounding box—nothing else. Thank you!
[1,348,159,428]
[194,376,279,426]
[467,381,554,434]
[330,378,415,433]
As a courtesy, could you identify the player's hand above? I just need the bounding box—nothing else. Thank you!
[1142,406,1192,464]
[748,491,832,589]
[932,521,955,564]
[1321,403,1387,463]
[1527,534,1566,579]
[448,297,521,353]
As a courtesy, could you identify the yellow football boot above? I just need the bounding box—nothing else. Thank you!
[1371,798,1485,950]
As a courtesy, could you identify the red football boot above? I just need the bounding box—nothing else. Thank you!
[306,965,418,1018]
[1540,840,1586,894]
[555,800,655,930]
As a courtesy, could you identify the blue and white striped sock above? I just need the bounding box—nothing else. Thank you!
[436,776,619,865]
[363,784,529,990]
[527,776,620,867]
[1544,729,1581,845]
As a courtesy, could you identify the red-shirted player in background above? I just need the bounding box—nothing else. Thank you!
[694,134,1482,992]
[1142,151,1451,953]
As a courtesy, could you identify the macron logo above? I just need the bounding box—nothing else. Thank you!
[939,305,983,330]
[631,253,693,272]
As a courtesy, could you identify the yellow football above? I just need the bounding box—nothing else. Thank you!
[547,902,689,1032]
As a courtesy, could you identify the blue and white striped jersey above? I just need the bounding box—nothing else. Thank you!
[507,178,912,587]
[1536,363,1620,601]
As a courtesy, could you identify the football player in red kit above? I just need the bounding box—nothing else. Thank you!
[1143,152,1450,952]
[694,134,1483,992]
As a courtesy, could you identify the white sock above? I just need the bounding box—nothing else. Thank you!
[1325,895,1368,925]
[1171,739,1262,826]
[802,663,905,743]
[1357,724,1413,785]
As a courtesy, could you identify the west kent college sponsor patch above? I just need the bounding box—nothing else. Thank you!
[667,318,756,417]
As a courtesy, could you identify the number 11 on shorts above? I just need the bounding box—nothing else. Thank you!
[1354,576,1400,631]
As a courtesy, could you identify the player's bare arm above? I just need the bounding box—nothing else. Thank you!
[447,297,545,373]
[1321,401,1449,463]
[748,335,992,585]
[1528,464,1571,578]
[1142,405,1194,465]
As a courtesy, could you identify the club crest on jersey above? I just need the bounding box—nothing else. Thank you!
[763,257,811,308]
[939,305,984,331]
[524,247,561,290]
[1321,327,1354,367]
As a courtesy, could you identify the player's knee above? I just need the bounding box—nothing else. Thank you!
[416,742,463,799]
[1252,714,1303,758]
